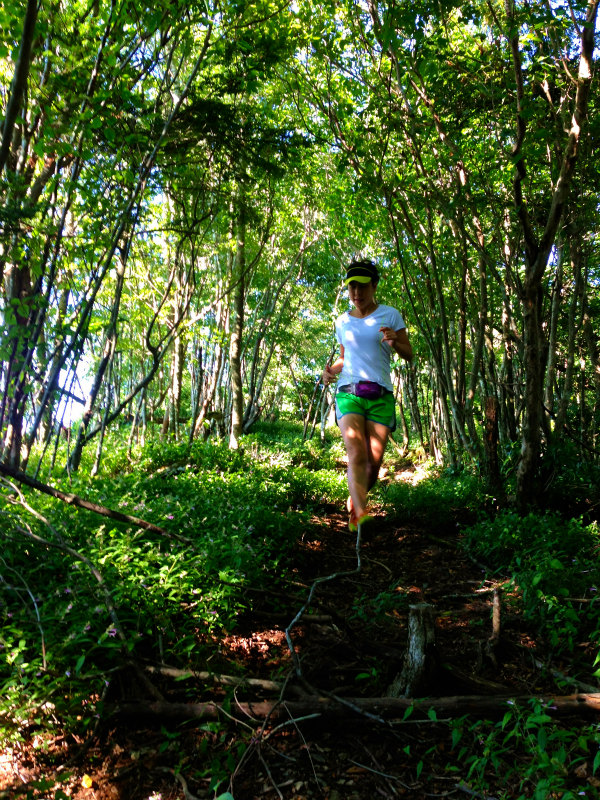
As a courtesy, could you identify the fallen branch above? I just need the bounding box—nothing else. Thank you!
[5,507,127,646]
[143,664,284,693]
[0,463,189,543]
[525,650,600,694]
[112,692,600,725]
[155,766,204,800]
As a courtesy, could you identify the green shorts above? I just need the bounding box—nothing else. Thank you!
[335,389,397,431]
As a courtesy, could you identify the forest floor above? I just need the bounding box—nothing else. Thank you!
[2,465,597,800]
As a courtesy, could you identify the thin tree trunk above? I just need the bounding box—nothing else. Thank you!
[70,255,126,471]
[553,223,584,438]
[229,201,246,450]
[1,257,31,467]
[512,0,599,507]
[396,379,410,453]
[544,247,564,417]
[0,0,38,174]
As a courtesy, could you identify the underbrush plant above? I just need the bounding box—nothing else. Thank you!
[381,462,488,527]
[499,438,600,520]
[245,422,343,471]
[0,422,348,751]
[539,439,600,519]
[448,701,600,799]
[463,510,600,657]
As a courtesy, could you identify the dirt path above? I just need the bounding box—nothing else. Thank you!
[1,504,568,800]
[228,507,548,799]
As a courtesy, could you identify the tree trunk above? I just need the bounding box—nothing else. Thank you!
[229,202,246,450]
[114,692,600,726]
[510,0,599,508]
[387,603,439,698]
[500,266,519,444]
[191,296,228,441]
[161,326,185,441]
[395,379,410,454]
[0,0,38,174]
[582,286,600,450]
[484,396,502,496]
[553,222,584,439]
[69,255,126,471]
[403,366,424,448]
[1,257,33,468]
[544,247,564,418]
[515,283,545,507]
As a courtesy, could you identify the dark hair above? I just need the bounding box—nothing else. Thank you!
[345,259,379,286]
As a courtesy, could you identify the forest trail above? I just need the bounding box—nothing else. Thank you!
[4,473,579,800]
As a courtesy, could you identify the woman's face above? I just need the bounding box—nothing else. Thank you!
[348,279,376,312]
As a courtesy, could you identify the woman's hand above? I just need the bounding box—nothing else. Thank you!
[380,326,398,345]
[380,327,413,362]
[322,348,344,384]
[322,364,337,385]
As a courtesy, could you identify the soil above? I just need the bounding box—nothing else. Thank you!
[2,469,598,800]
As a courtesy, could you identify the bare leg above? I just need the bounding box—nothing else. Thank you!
[339,415,390,520]
[339,414,368,519]
[365,418,390,492]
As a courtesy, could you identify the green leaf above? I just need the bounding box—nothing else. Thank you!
[525,713,551,727]
[501,710,513,730]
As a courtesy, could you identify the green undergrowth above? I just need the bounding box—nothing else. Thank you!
[463,510,600,658]
[382,457,600,671]
[380,459,600,797]
[2,423,600,798]
[0,426,346,749]
[380,461,487,528]
[445,700,600,800]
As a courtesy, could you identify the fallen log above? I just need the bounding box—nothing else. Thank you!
[0,463,189,543]
[112,692,600,725]
[143,664,283,693]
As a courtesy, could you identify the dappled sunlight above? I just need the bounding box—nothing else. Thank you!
[1,0,597,789]
[0,750,15,791]
[221,628,288,663]
[300,535,328,551]
[394,462,432,486]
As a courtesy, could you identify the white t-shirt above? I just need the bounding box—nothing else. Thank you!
[335,304,405,392]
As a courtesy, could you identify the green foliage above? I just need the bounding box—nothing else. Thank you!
[463,510,600,652]
[539,439,600,517]
[3,420,600,796]
[0,425,347,749]
[382,463,487,527]
[501,437,600,517]
[448,701,600,799]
